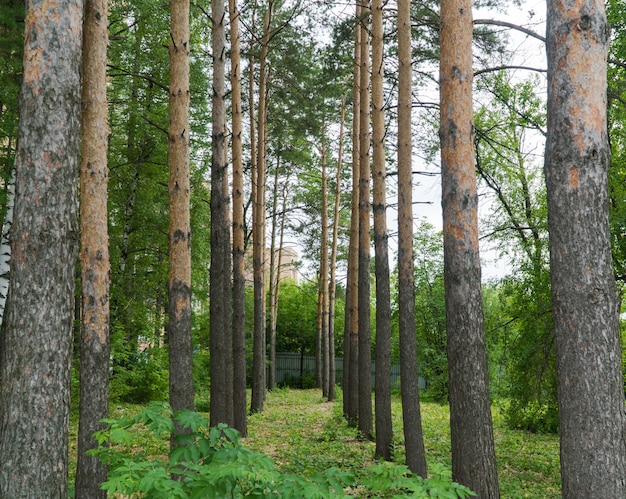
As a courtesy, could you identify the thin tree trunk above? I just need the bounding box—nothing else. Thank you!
[396,0,427,477]
[439,0,499,496]
[545,1,626,495]
[268,158,280,391]
[0,169,14,327]
[320,129,330,398]
[371,0,392,462]
[75,0,110,496]
[328,95,345,403]
[229,0,247,437]
[251,1,273,413]
[357,0,373,440]
[169,0,195,437]
[210,0,234,427]
[344,0,361,424]
[314,262,322,386]
[0,1,82,494]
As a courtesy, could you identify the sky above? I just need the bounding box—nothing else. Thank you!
[408,0,548,280]
[290,0,549,284]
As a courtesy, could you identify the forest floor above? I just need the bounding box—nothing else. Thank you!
[69,388,560,498]
[241,389,560,498]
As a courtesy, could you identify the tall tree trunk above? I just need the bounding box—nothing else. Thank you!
[0,1,82,495]
[229,0,247,434]
[169,0,195,437]
[545,1,626,495]
[439,0,499,496]
[320,131,330,398]
[210,0,234,427]
[229,0,247,437]
[251,0,273,413]
[268,158,281,391]
[396,0,427,477]
[328,95,345,403]
[75,0,110,496]
[316,279,323,387]
[371,0,392,461]
[269,174,288,391]
[357,0,373,440]
[344,0,361,424]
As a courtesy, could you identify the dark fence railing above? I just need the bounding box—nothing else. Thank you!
[270,352,427,391]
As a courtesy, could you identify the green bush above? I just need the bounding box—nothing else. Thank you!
[92,402,476,498]
[109,349,169,403]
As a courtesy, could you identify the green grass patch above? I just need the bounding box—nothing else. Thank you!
[69,388,560,497]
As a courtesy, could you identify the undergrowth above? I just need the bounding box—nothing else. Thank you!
[70,389,560,498]
[91,400,475,498]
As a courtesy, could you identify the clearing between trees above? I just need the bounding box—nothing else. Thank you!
[69,388,560,497]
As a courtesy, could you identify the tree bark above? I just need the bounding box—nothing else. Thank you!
[75,0,110,495]
[328,94,345,403]
[357,0,373,440]
[396,0,428,477]
[229,0,248,437]
[371,0,392,462]
[545,1,626,495]
[210,0,234,427]
[0,1,82,495]
[268,163,280,391]
[169,0,195,437]
[320,130,330,398]
[439,0,500,496]
[251,1,273,414]
[343,0,361,423]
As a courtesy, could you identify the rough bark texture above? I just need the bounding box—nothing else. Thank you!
[320,134,330,398]
[371,0,392,461]
[396,0,428,478]
[210,0,234,427]
[229,0,247,437]
[0,1,82,495]
[328,95,345,404]
[75,0,110,495]
[268,164,280,391]
[343,0,361,423]
[168,0,195,438]
[439,0,500,496]
[251,2,273,414]
[357,0,373,440]
[545,1,626,495]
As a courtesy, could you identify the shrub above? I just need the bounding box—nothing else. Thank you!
[91,403,476,498]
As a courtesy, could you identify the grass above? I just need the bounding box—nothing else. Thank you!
[70,388,561,497]
[242,388,560,498]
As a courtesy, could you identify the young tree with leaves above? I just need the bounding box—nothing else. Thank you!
[439,0,499,495]
[76,0,111,495]
[545,0,626,494]
[0,1,82,494]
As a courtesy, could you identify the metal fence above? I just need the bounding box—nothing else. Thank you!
[271,352,427,391]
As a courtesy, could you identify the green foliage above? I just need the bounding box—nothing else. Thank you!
[395,219,448,403]
[276,281,322,355]
[474,72,557,432]
[92,401,475,498]
[109,331,169,403]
